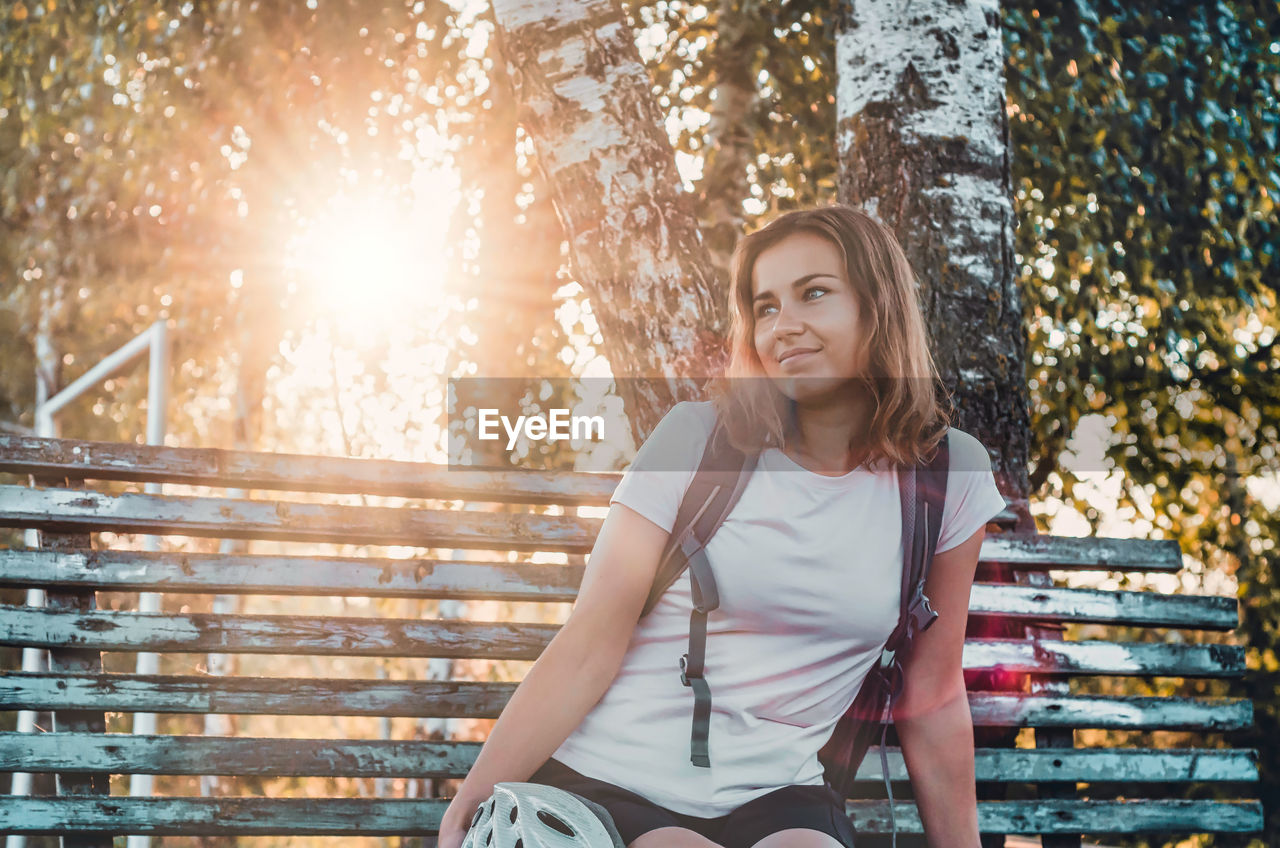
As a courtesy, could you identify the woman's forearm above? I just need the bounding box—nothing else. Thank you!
[450,617,627,810]
[895,686,982,848]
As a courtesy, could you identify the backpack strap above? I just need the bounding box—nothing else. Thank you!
[643,413,758,768]
[821,431,950,825]
[874,433,949,848]
[642,417,755,618]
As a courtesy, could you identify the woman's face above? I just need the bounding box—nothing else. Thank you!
[751,231,864,403]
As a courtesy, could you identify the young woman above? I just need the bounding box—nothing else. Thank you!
[438,204,1006,848]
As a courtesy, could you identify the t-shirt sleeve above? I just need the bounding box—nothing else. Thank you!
[608,401,716,534]
[935,428,1009,554]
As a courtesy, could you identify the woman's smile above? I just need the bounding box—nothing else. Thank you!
[778,349,820,368]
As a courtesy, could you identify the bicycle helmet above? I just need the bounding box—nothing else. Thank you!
[460,782,625,848]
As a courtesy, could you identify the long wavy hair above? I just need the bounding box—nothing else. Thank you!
[710,204,951,468]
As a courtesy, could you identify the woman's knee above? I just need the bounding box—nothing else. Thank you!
[748,829,847,848]
[627,825,724,848]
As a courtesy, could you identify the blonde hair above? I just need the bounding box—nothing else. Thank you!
[711,204,950,467]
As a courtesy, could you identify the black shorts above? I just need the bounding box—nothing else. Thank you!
[526,757,856,848]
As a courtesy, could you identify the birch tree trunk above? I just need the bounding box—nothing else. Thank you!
[834,0,1030,504]
[696,0,762,286]
[835,6,1036,848]
[489,0,727,439]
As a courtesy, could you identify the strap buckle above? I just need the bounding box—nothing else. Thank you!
[908,592,939,635]
[679,653,701,687]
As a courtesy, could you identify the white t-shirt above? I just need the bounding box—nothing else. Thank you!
[552,400,1007,816]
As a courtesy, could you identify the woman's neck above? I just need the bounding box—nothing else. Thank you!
[782,394,872,476]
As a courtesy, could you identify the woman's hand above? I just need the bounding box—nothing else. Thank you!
[436,791,487,848]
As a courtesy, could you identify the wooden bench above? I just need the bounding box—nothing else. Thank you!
[0,434,1263,845]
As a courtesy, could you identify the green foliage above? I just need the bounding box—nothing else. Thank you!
[1005,0,1278,500]
[624,0,838,218]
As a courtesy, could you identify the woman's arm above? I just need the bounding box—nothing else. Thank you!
[893,524,986,848]
[895,680,980,848]
[438,502,672,835]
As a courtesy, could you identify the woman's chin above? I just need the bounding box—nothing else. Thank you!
[770,374,855,403]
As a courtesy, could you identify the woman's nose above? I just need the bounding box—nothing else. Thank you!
[772,302,804,338]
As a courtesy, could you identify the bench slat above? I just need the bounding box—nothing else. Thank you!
[0,550,1237,628]
[979,534,1183,572]
[0,674,1253,729]
[851,799,1265,835]
[971,583,1237,630]
[0,549,584,602]
[960,637,1245,677]
[0,734,1257,782]
[0,434,621,504]
[0,605,560,660]
[0,607,1246,675]
[0,484,599,552]
[0,672,517,717]
[0,797,1263,835]
[0,486,1178,570]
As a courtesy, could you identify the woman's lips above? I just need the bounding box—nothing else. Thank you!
[778,350,819,367]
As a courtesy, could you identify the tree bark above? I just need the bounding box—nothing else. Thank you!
[489,0,727,440]
[835,0,1030,504]
[696,0,762,287]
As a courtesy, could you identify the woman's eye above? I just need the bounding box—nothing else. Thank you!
[755,288,827,318]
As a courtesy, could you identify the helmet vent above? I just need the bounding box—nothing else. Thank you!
[470,807,484,828]
[536,810,576,837]
[509,804,519,824]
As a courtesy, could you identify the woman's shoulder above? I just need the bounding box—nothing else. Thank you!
[670,399,718,428]
[942,426,998,473]
[648,400,718,445]
[628,400,719,471]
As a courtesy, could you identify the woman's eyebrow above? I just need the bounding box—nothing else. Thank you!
[752,273,839,302]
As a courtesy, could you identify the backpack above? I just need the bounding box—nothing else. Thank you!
[640,409,949,848]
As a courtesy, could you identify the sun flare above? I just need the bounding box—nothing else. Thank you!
[284,169,459,331]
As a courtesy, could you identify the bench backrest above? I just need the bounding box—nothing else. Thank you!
[0,435,1262,843]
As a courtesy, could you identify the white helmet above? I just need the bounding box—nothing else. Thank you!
[460,782,625,848]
